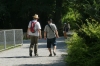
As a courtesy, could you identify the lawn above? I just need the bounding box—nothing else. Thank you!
[0,44,22,51]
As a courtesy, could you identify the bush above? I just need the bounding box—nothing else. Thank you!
[65,20,100,66]
[66,33,88,66]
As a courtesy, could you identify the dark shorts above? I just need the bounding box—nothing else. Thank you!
[47,37,57,48]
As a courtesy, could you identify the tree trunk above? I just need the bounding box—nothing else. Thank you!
[54,0,63,36]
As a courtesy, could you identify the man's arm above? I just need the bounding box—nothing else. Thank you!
[55,30,59,38]
[27,28,30,34]
[44,31,46,40]
[54,24,59,38]
[27,28,30,38]
[44,25,47,40]
[37,22,42,39]
[27,21,31,38]
[38,29,42,39]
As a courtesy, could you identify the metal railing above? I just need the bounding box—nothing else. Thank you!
[0,29,23,51]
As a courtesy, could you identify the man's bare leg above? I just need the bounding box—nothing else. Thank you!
[48,48,52,56]
[53,46,56,56]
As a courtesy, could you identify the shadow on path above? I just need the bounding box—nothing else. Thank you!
[17,62,66,66]
[0,56,52,58]
[23,37,67,49]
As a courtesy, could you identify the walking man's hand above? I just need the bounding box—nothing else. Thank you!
[44,36,46,40]
[27,34,30,39]
[39,35,42,39]
[56,35,59,38]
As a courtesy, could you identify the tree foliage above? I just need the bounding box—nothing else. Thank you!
[0,0,64,32]
[66,19,100,66]
[65,0,100,66]
[62,0,100,29]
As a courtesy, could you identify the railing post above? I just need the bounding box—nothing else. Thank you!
[13,29,16,46]
[22,29,23,45]
[4,31,6,49]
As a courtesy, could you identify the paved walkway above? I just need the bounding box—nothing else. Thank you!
[0,37,67,66]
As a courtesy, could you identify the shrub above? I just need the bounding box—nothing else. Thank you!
[65,20,100,66]
[66,33,88,66]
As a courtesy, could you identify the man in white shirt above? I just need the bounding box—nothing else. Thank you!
[27,14,42,57]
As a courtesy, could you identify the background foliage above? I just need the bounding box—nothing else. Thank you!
[66,20,100,66]
[0,0,66,32]
[64,0,100,66]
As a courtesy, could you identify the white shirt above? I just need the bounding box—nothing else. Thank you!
[28,20,41,36]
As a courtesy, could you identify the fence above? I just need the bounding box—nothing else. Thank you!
[0,29,23,51]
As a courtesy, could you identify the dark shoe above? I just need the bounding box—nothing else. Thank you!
[35,54,38,56]
[53,51,56,56]
[29,50,32,57]
[49,54,52,57]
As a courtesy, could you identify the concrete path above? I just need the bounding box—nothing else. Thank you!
[0,37,67,66]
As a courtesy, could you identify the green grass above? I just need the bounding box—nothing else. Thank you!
[0,44,22,52]
[0,44,4,50]
[0,44,13,50]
